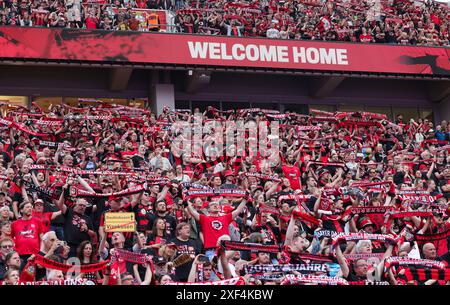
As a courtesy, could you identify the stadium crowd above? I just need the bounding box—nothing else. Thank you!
[0,100,449,286]
[0,0,448,46]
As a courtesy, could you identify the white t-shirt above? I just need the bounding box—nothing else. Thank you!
[266,28,280,39]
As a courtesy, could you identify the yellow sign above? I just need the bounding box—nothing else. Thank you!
[105,212,136,233]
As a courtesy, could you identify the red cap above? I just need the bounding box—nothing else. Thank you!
[359,218,375,229]
[108,195,121,202]
[166,242,177,249]
[223,170,234,177]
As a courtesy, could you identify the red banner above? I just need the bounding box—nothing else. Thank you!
[0,27,448,76]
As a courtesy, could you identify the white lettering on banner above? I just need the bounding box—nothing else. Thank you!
[307,48,319,64]
[260,45,277,62]
[188,41,208,59]
[221,43,232,60]
[336,49,348,65]
[232,44,245,60]
[246,44,259,61]
[187,42,349,65]
[209,42,221,59]
[320,48,337,65]
[292,47,348,65]
[277,46,289,63]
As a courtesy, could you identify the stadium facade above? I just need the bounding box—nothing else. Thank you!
[0,26,449,122]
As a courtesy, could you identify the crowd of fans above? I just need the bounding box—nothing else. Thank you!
[0,99,449,286]
[0,0,448,46]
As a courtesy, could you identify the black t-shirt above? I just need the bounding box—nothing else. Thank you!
[221,183,238,189]
[393,171,405,185]
[63,208,94,247]
[35,251,47,281]
[170,237,202,282]
[346,272,366,282]
[0,258,6,281]
[0,151,11,167]
[436,252,450,266]
[146,233,168,246]
[135,248,156,281]
[251,224,280,245]
[90,197,107,232]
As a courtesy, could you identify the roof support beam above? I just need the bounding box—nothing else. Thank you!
[108,67,133,91]
[308,76,346,98]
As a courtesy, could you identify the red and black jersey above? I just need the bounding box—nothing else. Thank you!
[133,203,153,232]
[320,214,346,233]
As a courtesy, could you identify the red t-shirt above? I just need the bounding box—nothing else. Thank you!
[360,34,372,42]
[11,217,43,255]
[109,256,127,286]
[199,213,233,249]
[85,17,98,29]
[32,211,53,233]
[282,164,301,190]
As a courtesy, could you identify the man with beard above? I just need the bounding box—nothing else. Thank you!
[146,200,177,238]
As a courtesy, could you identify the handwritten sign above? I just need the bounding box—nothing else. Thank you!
[105,212,136,232]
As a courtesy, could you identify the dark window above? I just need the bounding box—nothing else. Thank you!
[175,100,190,110]
[191,101,220,112]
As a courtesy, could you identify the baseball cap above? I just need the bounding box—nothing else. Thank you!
[34,199,44,205]
[358,217,375,229]
[223,170,234,177]
[166,242,177,249]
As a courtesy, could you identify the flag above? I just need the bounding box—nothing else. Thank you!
[317,16,331,33]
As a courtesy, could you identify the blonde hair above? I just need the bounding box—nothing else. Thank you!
[158,244,177,261]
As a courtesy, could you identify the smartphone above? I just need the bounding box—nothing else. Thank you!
[197,255,209,263]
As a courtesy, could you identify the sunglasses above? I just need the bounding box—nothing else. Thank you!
[1,245,13,249]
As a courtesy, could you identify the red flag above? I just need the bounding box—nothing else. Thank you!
[317,16,331,33]
[20,261,36,282]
